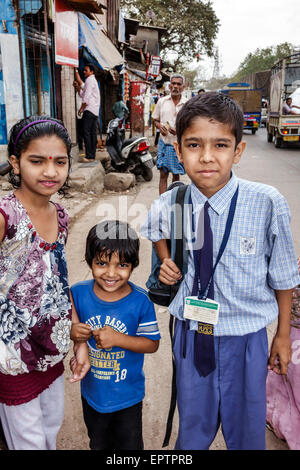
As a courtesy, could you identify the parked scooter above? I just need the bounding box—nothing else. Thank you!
[0,162,12,176]
[106,118,154,181]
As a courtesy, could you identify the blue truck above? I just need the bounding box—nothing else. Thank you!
[220,82,262,134]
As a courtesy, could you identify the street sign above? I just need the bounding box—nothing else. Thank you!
[55,0,78,67]
[148,56,161,77]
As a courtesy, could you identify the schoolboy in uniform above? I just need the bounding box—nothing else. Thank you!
[140,92,300,450]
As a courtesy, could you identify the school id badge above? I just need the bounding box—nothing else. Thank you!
[183,296,220,325]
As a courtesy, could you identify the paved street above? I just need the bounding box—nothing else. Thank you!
[58,127,300,450]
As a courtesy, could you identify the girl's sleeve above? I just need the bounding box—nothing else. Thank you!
[56,204,70,241]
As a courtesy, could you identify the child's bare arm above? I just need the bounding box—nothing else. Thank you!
[154,239,182,285]
[268,289,293,375]
[0,212,6,242]
[93,326,159,353]
[70,292,92,342]
[69,292,91,382]
[69,341,90,383]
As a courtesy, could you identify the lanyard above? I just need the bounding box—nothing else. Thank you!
[191,186,239,300]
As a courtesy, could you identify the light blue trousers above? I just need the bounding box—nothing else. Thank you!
[173,320,268,450]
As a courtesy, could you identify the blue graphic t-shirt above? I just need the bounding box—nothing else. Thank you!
[71,280,161,413]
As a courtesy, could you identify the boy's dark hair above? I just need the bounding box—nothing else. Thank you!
[86,63,95,73]
[7,115,72,195]
[85,220,140,270]
[176,92,244,148]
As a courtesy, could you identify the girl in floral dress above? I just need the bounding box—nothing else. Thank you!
[0,116,89,450]
[267,258,300,449]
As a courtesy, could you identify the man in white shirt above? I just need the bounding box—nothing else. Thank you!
[75,64,100,162]
[152,74,187,194]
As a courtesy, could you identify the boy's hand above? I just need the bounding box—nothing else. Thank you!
[159,258,182,285]
[71,322,92,342]
[268,334,292,375]
[93,326,121,350]
[69,342,90,383]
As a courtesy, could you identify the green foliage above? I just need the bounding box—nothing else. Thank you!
[120,0,219,69]
[234,42,294,80]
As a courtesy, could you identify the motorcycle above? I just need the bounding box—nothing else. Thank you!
[0,162,12,176]
[105,118,154,181]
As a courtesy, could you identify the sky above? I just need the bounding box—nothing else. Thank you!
[203,0,300,77]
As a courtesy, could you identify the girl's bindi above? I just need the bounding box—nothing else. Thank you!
[49,156,53,160]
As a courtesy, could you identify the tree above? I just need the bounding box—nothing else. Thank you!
[234,42,294,80]
[120,0,219,69]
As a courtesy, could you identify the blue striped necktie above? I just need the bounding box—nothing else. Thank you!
[192,201,216,377]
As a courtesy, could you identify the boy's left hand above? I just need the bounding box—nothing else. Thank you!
[268,334,291,375]
[93,326,120,350]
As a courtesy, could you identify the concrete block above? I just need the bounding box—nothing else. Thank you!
[69,161,105,194]
[104,172,136,192]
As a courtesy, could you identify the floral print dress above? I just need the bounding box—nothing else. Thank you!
[0,193,72,379]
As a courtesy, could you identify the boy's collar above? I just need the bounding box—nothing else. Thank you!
[191,171,239,215]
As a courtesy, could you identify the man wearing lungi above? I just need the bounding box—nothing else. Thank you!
[152,74,187,194]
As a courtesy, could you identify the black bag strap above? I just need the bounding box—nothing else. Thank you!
[173,183,186,270]
[169,184,188,303]
[163,184,187,447]
[162,315,177,447]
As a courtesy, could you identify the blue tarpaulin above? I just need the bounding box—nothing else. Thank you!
[78,13,123,71]
[19,0,42,16]
[0,0,18,34]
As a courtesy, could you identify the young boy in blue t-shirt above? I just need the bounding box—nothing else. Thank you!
[140,92,300,450]
[70,220,160,450]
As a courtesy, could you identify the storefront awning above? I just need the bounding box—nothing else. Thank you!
[65,0,105,16]
[78,13,123,71]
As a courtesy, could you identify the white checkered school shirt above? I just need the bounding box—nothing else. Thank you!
[140,172,300,336]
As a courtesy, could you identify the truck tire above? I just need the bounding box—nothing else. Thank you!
[275,137,282,148]
[267,132,273,143]
[251,129,257,135]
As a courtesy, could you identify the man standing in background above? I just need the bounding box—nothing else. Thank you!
[152,74,187,194]
[112,94,129,121]
[75,64,100,162]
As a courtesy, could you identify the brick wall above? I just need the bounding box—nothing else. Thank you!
[61,66,76,144]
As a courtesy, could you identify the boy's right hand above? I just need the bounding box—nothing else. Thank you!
[159,258,182,285]
[69,342,90,383]
[70,322,92,342]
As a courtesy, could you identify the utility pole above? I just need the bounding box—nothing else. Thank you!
[212,47,220,79]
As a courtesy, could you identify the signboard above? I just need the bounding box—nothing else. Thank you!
[130,81,147,136]
[55,0,78,67]
[148,56,161,77]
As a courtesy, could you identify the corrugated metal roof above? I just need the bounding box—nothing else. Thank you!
[78,13,123,71]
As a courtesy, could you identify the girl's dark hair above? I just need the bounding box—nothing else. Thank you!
[7,115,72,195]
[176,92,244,148]
[85,220,140,270]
